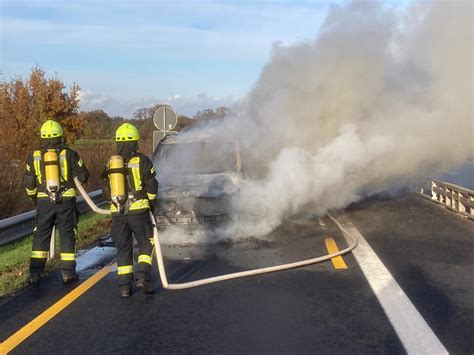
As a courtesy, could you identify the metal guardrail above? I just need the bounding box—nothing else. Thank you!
[418,180,474,220]
[0,190,106,246]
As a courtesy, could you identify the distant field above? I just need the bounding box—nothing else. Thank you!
[74,139,115,145]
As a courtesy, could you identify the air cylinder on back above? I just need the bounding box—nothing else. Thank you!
[109,155,126,213]
[44,151,60,194]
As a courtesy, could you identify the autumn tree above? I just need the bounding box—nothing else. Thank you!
[0,67,81,218]
[175,115,194,131]
[193,106,231,122]
[1,67,81,156]
[79,109,121,140]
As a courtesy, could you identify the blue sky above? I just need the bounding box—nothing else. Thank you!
[1,0,405,117]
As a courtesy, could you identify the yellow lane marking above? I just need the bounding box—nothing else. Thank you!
[0,264,113,354]
[325,237,348,269]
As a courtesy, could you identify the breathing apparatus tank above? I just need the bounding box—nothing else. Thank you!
[44,151,61,203]
[109,155,126,214]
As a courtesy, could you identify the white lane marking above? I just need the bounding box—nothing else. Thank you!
[318,217,327,230]
[329,212,448,355]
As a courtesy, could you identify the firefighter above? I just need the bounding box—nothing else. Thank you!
[102,123,158,298]
[24,119,90,284]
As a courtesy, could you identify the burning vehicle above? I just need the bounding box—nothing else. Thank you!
[152,134,242,226]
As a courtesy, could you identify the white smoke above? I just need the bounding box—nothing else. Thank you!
[163,1,473,238]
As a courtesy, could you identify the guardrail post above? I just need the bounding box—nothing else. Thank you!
[458,191,462,212]
[469,196,474,217]
[431,181,437,201]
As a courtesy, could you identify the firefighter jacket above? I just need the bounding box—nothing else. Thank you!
[103,152,158,215]
[24,146,90,200]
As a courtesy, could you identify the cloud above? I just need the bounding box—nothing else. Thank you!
[2,1,332,102]
[1,2,328,60]
[78,89,237,117]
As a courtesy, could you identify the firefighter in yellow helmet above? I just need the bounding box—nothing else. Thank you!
[24,120,90,284]
[102,123,158,297]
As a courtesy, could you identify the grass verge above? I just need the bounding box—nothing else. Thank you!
[0,211,111,297]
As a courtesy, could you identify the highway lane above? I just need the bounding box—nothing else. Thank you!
[1,216,405,354]
[1,194,472,354]
[346,194,474,354]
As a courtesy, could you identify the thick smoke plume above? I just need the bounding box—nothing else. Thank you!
[161,1,473,238]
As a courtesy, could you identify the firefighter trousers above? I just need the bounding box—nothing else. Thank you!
[111,211,154,286]
[30,198,79,276]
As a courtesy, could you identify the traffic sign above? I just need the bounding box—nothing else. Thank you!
[153,106,177,131]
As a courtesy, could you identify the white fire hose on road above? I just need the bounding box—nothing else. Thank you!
[75,177,358,290]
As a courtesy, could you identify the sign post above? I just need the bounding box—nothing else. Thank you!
[152,106,178,152]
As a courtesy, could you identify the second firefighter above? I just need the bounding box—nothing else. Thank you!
[103,123,158,297]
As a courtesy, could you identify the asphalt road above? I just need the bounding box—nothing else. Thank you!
[0,193,472,354]
[345,194,474,354]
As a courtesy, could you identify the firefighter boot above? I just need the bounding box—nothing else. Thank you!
[62,271,79,284]
[136,278,154,295]
[120,284,133,298]
[29,273,41,285]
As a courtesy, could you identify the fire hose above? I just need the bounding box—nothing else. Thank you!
[75,177,358,290]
